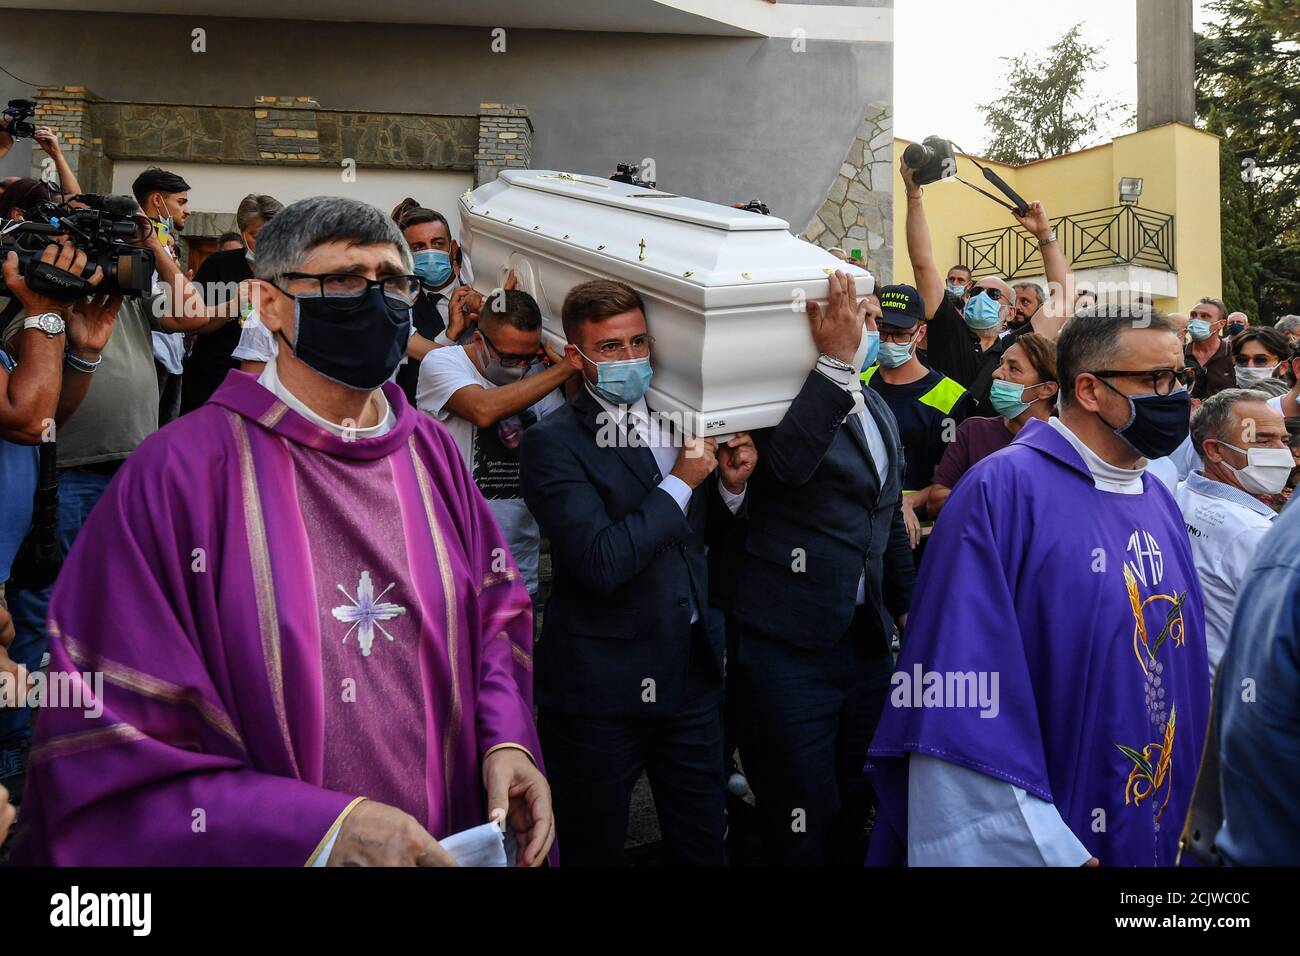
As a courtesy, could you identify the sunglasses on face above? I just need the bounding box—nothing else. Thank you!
[967,287,1004,301]
[1235,354,1279,368]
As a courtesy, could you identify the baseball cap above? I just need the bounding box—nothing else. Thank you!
[878,284,925,329]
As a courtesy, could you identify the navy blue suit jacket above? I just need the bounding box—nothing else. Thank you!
[718,369,915,649]
[521,389,734,717]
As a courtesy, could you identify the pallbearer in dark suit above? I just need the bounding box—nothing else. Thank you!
[720,271,916,866]
[521,279,756,866]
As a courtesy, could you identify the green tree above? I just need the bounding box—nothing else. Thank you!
[979,23,1130,165]
[1197,0,1300,319]
[1209,108,1260,319]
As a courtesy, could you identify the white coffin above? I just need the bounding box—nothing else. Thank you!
[458,169,873,437]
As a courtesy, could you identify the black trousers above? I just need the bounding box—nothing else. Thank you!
[730,605,894,866]
[539,644,725,867]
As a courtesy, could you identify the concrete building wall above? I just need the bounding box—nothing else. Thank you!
[0,9,891,245]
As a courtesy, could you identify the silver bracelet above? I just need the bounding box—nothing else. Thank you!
[817,353,856,373]
[64,349,102,373]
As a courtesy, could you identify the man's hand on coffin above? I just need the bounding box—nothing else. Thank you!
[671,436,719,489]
[447,286,485,340]
[807,270,865,364]
[718,432,756,494]
[503,269,519,291]
[484,747,555,867]
[327,798,458,866]
[542,340,574,373]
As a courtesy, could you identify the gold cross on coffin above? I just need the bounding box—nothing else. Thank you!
[638,239,647,262]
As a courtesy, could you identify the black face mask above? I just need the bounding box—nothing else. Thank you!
[1097,381,1191,460]
[278,287,412,391]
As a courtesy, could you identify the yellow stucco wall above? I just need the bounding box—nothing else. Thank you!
[891,123,1221,313]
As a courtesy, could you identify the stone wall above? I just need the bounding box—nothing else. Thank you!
[803,101,894,284]
[28,86,514,193]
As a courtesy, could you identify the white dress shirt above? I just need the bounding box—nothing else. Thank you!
[586,386,745,516]
[814,361,888,605]
[905,416,1147,866]
[1177,470,1277,680]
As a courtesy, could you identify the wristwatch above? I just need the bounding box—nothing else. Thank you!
[1038,230,1058,248]
[23,312,66,337]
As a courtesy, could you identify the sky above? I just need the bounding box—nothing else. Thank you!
[893,0,1221,155]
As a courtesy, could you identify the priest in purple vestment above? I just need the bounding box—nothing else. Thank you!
[10,197,554,866]
[868,309,1210,866]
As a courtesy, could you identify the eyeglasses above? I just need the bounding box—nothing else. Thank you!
[1091,368,1196,396]
[592,333,654,358]
[478,328,541,368]
[967,287,1004,302]
[276,272,421,309]
[1234,354,1280,368]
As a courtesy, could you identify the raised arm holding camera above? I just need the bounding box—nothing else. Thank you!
[901,153,1072,411]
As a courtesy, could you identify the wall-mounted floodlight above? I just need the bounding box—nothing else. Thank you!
[1119,177,1144,204]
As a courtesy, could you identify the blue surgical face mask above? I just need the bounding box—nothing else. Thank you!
[989,378,1043,419]
[412,248,453,288]
[577,349,654,406]
[860,330,881,371]
[947,282,966,298]
[1187,318,1212,341]
[877,337,914,369]
[963,291,1002,329]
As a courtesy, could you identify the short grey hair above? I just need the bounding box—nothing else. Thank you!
[1190,387,1274,458]
[253,196,412,281]
[236,193,283,231]
[1055,307,1175,409]
[1013,282,1045,307]
[1275,314,1300,336]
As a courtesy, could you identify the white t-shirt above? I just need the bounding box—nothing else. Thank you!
[416,345,564,593]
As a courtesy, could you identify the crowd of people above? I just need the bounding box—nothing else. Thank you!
[0,135,1297,866]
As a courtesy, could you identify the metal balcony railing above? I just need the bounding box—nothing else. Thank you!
[957,204,1176,281]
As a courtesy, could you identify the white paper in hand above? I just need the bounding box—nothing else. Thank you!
[439,820,518,867]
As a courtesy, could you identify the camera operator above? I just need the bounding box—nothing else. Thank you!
[0,180,211,793]
[0,114,82,202]
[0,240,120,800]
[900,156,1071,411]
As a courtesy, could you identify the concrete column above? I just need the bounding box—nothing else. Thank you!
[1137,0,1196,130]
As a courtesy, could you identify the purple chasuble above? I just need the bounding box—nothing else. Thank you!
[867,418,1209,867]
[11,370,540,865]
